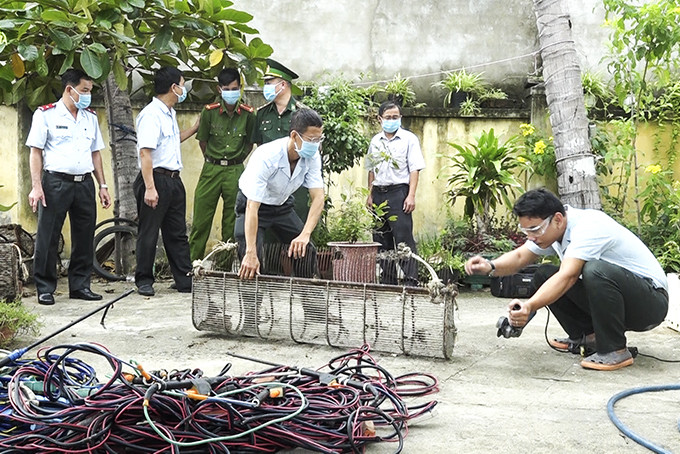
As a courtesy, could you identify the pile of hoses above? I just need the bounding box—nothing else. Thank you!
[0,343,438,453]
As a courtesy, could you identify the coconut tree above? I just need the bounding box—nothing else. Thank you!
[532,0,601,209]
[0,0,271,272]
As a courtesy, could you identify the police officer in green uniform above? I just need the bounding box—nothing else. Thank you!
[190,68,255,261]
[252,59,310,221]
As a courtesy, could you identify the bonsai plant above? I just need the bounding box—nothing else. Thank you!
[443,129,523,235]
[0,300,41,348]
[326,185,395,283]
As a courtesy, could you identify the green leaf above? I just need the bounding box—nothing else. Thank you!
[49,29,75,51]
[0,65,13,82]
[88,43,108,55]
[112,59,128,90]
[17,43,38,61]
[41,9,70,23]
[154,26,172,53]
[58,52,75,74]
[35,46,48,77]
[80,48,103,79]
[0,20,17,29]
[128,0,145,7]
[213,9,253,23]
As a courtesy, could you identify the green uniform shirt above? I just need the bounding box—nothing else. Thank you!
[196,100,255,161]
[252,97,305,145]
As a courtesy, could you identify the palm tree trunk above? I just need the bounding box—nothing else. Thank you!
[103,73,138,273]
[533,0,601,209]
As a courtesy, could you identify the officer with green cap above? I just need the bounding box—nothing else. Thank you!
[252,58,310,222]
[189,67,255,262]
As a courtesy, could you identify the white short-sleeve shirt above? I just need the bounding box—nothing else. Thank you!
[25,100,104,174]
[135,97,182,171]
[239,137,324,206]
[526,205,668,290]
[364,127,425,186]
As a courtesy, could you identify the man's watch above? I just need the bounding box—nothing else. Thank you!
[487,259,496,277]
[99,184,108,189]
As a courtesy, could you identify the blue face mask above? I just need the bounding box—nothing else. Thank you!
[263,82,281,102]
[381,118,401,133]
[175,84,188,103]
[70,88,91,109]
[294,134,320,159]
[221,89,241,105]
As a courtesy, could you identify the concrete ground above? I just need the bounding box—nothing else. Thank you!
[14,278,680,453]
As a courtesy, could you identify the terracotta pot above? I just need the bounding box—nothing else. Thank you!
[327,242,380,283]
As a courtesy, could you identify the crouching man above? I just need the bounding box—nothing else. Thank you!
[465,188,668,371]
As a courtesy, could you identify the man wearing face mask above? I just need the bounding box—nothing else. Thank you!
[26,68,111,305]
[189,68,255,262]
[235,108,325,280]
[365,100,426,286]
[252,59,311,223]
[133,67,199,297]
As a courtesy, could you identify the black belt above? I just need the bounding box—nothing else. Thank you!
[372,183,408,193]
[204,156,244,166]
[153,167,180,178]
[46,170,91,182]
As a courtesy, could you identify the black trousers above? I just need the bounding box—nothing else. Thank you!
[33,172,96,294]
[233,191,318,278]
[371,184,418,286]
[133,172,192,290]
[533,261,668,353]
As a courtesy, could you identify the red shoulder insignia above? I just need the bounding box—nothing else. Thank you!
[85,107,97,115]
[238,103,254,113]
[205,103,221,110]
[38,103,56,111]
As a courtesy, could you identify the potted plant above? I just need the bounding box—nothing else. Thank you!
[326,186,395,283]
[433,69,488,108]
[443,129,523,235]
[383,73,417,107]
[479,87,510,108]
[0,300,41,348]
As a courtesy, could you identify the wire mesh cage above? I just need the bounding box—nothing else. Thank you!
[192,267,457,359]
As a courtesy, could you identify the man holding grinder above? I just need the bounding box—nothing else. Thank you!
[465,188,668,371]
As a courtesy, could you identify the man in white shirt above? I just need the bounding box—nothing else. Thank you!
[465,188,668,371]
[134,67,198,297]
[26,69,111,305]
[235,108,325,279]
[365,101,426,286]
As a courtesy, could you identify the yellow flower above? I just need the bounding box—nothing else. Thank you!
[534,140,546,155]
[645,164,662,174]
[520,123,535,137]
[548,136,554,142]
[517,156,527,163]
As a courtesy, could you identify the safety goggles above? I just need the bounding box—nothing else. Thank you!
[519,215,553,237]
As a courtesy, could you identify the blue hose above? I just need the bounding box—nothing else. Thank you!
[607,383,680,454]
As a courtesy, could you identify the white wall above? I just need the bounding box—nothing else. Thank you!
[235,0,611,103]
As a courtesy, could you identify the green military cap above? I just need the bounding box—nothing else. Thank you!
[264,58,298,82]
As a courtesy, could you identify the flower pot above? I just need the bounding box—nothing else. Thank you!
[327,242,380,283]
[449,91,469,109]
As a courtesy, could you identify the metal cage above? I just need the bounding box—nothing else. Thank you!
[192,270,457,359]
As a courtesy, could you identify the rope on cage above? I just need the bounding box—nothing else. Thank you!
[192,240,239,278]
[378,243,459,304]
